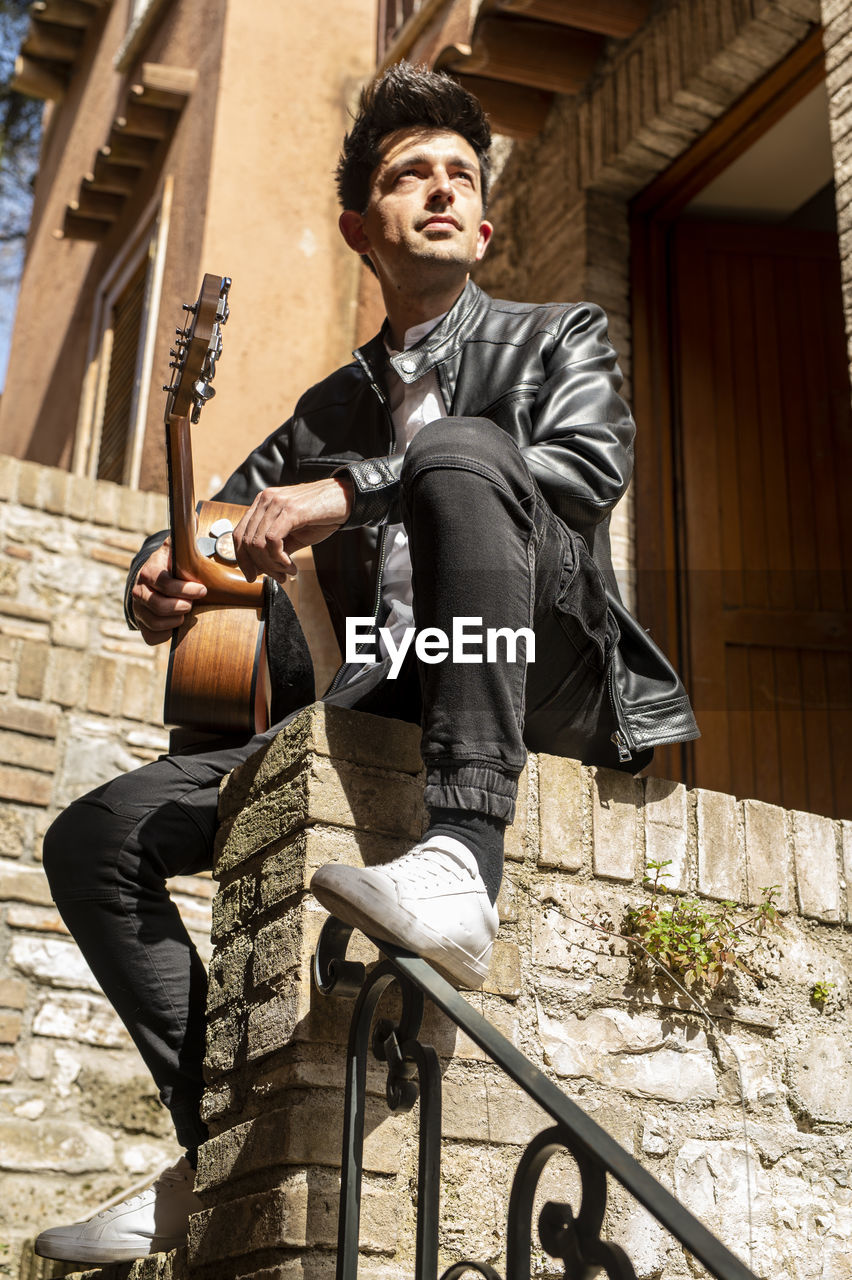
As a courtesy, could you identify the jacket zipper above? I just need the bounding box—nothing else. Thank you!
[608,663,634,763]
[325,356,395,694]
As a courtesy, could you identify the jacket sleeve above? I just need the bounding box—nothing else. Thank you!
[521,301,635,529]
[124,419,299,629]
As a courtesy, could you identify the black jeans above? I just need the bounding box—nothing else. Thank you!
[43,417,622,1150]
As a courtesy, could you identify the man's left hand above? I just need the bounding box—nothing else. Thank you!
[232,476,353,583]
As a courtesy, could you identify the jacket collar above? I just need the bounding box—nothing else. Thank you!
[353,279,489,389]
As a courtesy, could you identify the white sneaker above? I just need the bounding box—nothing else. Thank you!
[34,1156,201,1263]
[310,835,499,988]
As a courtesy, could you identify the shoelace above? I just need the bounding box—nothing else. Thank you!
[92,1165,188,1219]
[382,845,475,890]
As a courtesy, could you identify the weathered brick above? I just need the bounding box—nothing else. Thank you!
[0,729,57,773]
[116,486,152,533]
[190,1172,393,1263]
[0,803,35,857]
[483,938,521,999]
[87,654,120,715]
[64,472,94,520]
[0,703,58,738]
[538,754,586,872]
[643,778,688,891]
[0,861,53,904]
[17,641,50,699]
[841,820,852,925]
[121,662,156,721]
[0,979,28,1009]
[743,799,791,911]
[196,1094,405,1191]
[695,789,742,901]
[0,1011,22,1044]
[441,1074,548,1145]
[6,904,69,934]
[505,760,529,861]
[42,466,70,516]
[0,454,19,501]
[219,705,423,822]
[0,766,52,807]
[792,810,841,921]
[50,611,90,650]
[217,756,423,876]
[591,767,641,882]
[46,648,85,709]
[0,1050,17,1081]
[16,459,46,509]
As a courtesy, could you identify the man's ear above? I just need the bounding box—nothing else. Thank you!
[475,220,494,263]
[339,211,371,256]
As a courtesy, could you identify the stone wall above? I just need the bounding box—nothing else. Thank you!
[58,703,849,1280]
[0,456,214,1275]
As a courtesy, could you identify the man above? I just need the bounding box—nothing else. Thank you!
[36,63,698,1264]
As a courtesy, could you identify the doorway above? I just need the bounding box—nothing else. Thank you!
[631,33,851,819]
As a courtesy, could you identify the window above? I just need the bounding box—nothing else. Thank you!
[74,179,172,487]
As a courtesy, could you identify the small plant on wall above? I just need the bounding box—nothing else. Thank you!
[623,859,781,993]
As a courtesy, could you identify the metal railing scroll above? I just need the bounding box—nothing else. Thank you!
[313,916,761,1280]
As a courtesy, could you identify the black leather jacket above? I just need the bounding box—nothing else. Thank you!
[130,281,698,757]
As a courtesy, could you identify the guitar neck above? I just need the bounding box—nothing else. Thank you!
[166,412,263,607]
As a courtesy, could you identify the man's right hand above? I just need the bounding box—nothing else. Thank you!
[130,541,207,646]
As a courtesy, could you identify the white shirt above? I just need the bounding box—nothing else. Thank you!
[379,313,448,651]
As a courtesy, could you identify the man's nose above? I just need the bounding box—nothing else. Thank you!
[426,168,453,203]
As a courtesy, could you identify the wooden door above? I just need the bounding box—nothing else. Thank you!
[673,221,852,819]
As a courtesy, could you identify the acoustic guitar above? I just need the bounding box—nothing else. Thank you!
[162,273,271,733]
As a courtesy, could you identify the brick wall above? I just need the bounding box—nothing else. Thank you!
[822,0,852,371]
[53,702,849,1280]
[0,456,214,1273]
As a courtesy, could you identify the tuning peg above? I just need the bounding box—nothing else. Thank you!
[162,384,172,392]
[182,302,196,313]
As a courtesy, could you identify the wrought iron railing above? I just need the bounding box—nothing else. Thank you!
[314,917,761,1280]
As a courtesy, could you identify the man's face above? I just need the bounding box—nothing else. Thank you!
[340,127,492,289]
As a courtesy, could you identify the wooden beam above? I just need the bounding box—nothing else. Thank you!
[22,19,83,61]
[84,155,139,195]
[130,62,197,110]
[100,133,157,168]
[437,17,604,94]
[30,0,100,29]
[56,211,107,241]
[486,0,650,39]
[11,52,67,100]
[114,102,172,140]
[455,73,552,138]
[68,189,125,222]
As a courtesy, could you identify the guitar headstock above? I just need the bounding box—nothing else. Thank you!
[164,273,231,424]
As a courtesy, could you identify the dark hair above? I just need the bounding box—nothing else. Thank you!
[336,62,492,215]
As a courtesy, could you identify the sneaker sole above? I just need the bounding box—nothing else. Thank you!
[311,867,491,989]
[34,1235,184,1263]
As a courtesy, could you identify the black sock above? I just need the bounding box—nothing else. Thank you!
[427,806,505,904]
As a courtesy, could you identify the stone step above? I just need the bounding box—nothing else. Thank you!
[17,1243,185,1280]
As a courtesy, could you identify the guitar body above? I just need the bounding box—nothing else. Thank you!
[165,603,269,733]
[163,499,271,734]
